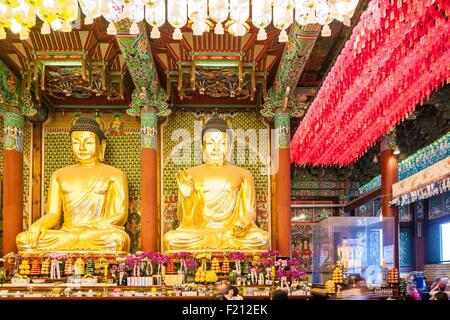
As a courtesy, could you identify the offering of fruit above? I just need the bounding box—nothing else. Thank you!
[332,266,343,283]
[251,256,260,267]
[74,258,85,276]
[388,267,399,284]
[98,258,109,277]
[205,270,218,283]
[325,280,336,293]
[221,257,230,274]
[41,258,50,276]
[166,259,177,274]
[18,260,31,276]
[64,258,74,276]
[94,261,102,275]
[195,266,207,283]
[30,259,41,276]
[211,258,220,273]
[228,270,237,282]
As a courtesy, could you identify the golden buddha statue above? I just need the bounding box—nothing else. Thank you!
[164,115,269,251]
[17,117,130,253]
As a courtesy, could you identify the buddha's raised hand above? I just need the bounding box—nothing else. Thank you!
[177,171,194,197]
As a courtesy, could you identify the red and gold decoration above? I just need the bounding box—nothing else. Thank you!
[291,0,450,165]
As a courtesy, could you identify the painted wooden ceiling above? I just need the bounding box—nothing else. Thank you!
[0,19,132,107]
[0,10,364,111]
[148,24,285,107]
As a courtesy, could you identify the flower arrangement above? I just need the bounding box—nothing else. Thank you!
[228,252,246,261]
[111,263,127,285]
[274,258,306,283]
[46,252,67,279]
[287,258,302,269]
[228,252,246,276]
[261,250,279,259]
[184,259,198,274]
[175,252,193,274]
[125,255,142,277]
[259,258,275,268]
[175,252,193,260]
[151,252,170,274]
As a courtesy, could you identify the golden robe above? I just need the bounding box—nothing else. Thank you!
[164,164,269,251]
[17,163,130,253]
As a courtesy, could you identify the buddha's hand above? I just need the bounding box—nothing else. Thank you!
[27,224,47,248]
[232,218,251,238]
[178,171,194,197]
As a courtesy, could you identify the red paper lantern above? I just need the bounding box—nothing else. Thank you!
[291,0,450,166]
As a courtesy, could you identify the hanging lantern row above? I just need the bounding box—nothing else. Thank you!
[0,0,359,41]
[290,0,450,166]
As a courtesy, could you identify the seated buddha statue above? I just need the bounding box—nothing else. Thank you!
[164,115,269,251]
[17,117,130,253]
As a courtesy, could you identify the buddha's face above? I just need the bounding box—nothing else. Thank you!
[71,131,103,164]
[203,131,228,166]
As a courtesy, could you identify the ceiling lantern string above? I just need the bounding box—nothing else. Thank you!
[0,0,359,41]
[145,0,165,38]
[168,0,188,39]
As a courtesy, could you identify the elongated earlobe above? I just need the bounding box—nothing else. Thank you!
[99,139,106,162]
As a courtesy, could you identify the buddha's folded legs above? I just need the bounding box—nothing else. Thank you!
[222,227,270,250]
[17,228,130,253]
[164,228,212,250]
[164,227,270,251]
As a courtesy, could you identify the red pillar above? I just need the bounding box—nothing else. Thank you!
[276,148,291,257]
[275,112,291,257]
[2,111,24,254]
[140,111,158,252]
[380,135,399,269]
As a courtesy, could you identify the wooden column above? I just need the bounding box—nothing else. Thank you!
[380,135,399,269]
[2,111,24,254]
[140,110,158,252]
[274,112,291,257]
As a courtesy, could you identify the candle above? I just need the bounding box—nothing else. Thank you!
[271,266,275,278]
[344,260,348,269]
[381,259,386,269]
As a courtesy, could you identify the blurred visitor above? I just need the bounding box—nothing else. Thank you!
[216,283,230,296]
[215,294,227,300]
[227,286,243,300]
[434,291,449,301]
[429,282,448,300]
[407,285,422,300]
[271,289,288,300]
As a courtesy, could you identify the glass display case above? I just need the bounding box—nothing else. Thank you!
[312,217,395,285]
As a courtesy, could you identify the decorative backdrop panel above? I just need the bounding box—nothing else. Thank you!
[42,111,141,252]
[160,112,271,244]
[292,223,313,272]
[22,121,32,231]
